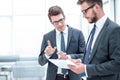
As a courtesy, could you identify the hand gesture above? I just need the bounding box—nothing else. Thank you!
[57,51,68,60]
[44,40,56,56]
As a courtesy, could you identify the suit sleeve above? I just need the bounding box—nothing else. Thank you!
[38,35,49,66]
[69,30,86,59]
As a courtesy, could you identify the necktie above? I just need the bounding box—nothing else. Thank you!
[80,24,96,78]
[61,32,65,52]
[61,32,67,74]
[83,24,96,64]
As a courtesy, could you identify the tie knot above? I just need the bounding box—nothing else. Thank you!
[61,31,63,34]
[91,24,96,34]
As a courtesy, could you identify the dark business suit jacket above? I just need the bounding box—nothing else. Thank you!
[85,18,120,80]
[38,25,85,80]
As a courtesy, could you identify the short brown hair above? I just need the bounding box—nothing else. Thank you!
[77,0,103,8]
[48,5,65,22]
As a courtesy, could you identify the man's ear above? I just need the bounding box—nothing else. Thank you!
[94,4,100,10]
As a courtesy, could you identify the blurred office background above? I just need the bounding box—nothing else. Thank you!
[0,0,119,80]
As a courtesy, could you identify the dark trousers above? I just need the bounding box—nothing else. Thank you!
[56,74,69,80]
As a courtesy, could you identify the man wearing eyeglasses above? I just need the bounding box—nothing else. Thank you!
[68,0,120,80]
[38,5,85,80]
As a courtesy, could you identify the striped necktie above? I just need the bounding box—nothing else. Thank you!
[80,24,96,78]
[83,24,96,64]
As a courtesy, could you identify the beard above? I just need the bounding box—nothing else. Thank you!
[89,10,98,23]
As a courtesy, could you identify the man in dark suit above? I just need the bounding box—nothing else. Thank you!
[38,5,85,80]
[68,0,120,80]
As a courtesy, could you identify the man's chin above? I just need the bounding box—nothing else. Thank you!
[88,20,94,23]
[88,21,93,23]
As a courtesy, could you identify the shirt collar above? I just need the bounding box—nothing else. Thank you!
[95,15,107,30]
[56,26,68,34]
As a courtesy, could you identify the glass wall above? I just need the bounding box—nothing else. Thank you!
[0,0,12,56]
[115,0,120,25]
[0,0,81,57]
[0,0,116,58]
[0,0,46,57]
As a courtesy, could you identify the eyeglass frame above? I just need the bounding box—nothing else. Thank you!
[52,18,65,25]
[81,4,95,14]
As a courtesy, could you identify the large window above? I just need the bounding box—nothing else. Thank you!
[0,0,12,56]
[103,0,115,21]
[0,0,116,57]
[0,0,81,57]
[115,0,120,25]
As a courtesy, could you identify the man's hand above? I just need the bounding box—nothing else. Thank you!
[57,51,68,60]
[44,40,56,56]
[68,59,85,74]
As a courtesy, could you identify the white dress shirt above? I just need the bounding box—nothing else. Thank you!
[56,26,68,74]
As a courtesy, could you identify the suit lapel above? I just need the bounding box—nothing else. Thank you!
[66,25,72,51]
[88,18,109,63]
[52,29,56,47]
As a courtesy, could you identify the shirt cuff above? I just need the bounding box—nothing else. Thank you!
[45,54,51,59]
[85,65,88,77]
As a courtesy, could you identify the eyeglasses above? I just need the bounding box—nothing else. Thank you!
[81,4,95,14]
[52,18,65,25]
